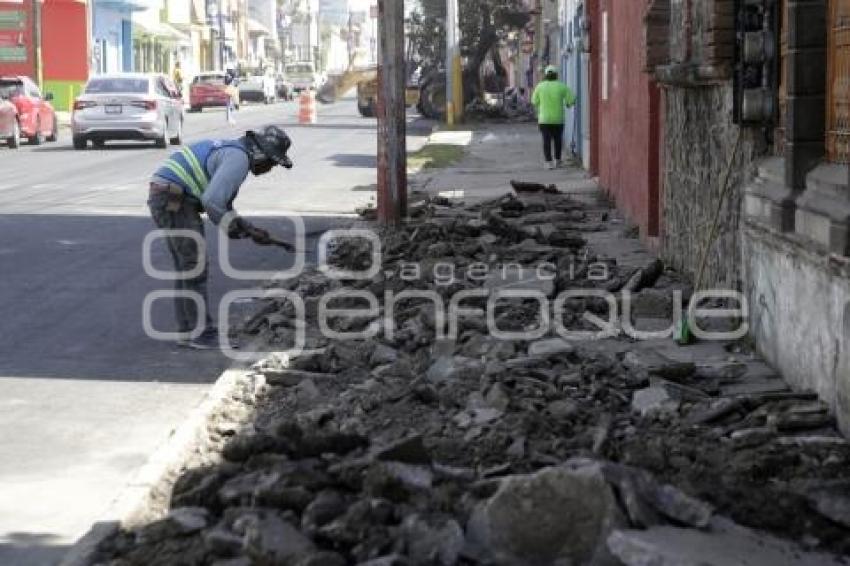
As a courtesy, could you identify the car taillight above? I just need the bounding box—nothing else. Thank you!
[130,100,157,111]
[73,100,95,110]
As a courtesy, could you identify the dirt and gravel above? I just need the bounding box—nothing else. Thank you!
[90,188,850,566]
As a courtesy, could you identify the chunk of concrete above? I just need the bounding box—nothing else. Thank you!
[608,519,847,566]
[484,269,556,298]
[466,461,624,565]
[632,386,680,417]
[528,338,575,358]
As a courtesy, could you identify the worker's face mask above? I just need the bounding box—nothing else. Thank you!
[250,157,275,176]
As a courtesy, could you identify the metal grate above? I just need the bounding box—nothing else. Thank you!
[827,0,850,163]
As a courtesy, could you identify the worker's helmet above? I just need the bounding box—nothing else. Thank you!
[246,125,293,169]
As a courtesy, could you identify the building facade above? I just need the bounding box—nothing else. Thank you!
[576,0,850,434]
[92,0,142,74]
[0,0,89,111]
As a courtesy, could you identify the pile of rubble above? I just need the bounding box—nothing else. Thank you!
[93,189,850,565]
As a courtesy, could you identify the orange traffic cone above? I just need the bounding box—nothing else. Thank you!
[298,91,317,124]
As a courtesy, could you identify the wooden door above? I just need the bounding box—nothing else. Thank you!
[827,0,850,163]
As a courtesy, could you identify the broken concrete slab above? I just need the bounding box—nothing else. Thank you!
[466,461,625,566]
[632,386,680,417]
[527,338,575,358]
[608,518,848,566]
[623,350,696,381]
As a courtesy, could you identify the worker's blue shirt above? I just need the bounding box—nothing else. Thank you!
[152,139,251,225]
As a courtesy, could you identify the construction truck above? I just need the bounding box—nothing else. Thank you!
[317,65,422,118]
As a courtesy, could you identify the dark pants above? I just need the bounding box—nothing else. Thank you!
[539,123,565,162]
[148,190,211,335]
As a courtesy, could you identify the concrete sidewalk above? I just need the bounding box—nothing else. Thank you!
[413,122,598,205]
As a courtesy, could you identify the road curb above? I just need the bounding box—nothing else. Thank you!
[59,367,265,566]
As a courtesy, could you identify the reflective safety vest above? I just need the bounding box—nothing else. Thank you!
[155,140,247,199]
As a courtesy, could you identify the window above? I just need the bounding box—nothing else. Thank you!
[155,78,171,97]
[827,0,850,163]
[25,78,41,99]
[85,78,150,94]
[0,80,24,99]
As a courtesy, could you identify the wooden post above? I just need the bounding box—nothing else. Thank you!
[376,0,407,225]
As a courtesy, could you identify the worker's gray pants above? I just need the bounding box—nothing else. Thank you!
[148,192,212,335]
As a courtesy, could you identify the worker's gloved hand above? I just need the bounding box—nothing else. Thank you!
[248,227,272,246]
[227,217,253,239]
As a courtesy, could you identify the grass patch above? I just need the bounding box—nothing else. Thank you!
[407,143,465,172]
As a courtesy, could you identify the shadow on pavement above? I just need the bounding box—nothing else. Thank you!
[0,532,68,566]
[29,142,165,153]
[0,213,342,383]
[328,153,377,168]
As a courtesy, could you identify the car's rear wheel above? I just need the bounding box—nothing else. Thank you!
[92,139,105,149]
[30,119,44,145]
[7,120,20,148]
[358,99,376,118]
[155,122,168,149]
[170,118,183,145]
[46,114,58,142]
[72,135,86,150]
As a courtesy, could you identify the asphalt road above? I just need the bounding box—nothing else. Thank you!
[0,95,430,565]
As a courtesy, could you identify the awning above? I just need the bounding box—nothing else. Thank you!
[133,21,192,45]
[247,18,271,36]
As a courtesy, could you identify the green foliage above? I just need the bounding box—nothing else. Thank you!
[409,0,529,73]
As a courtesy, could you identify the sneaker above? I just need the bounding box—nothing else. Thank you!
[544,161,555,170]
[555,159,565,168]
[178,328,221,351]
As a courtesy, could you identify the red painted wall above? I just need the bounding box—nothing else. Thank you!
[43,0,88,81]
[590,0,662,238]
[0,0,35,78]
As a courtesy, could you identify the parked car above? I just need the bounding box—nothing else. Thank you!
[0,95,19,148]
[188,72,234,112]
[0,75,58,145]
[71,73,184,150]
[238,72,276,104]
[274,73,294,101]
[284,62,320,93]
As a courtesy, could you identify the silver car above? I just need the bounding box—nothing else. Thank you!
[71,73,184,150]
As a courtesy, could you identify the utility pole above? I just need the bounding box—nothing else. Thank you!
[445,0,462,125]
[376,0,406,225]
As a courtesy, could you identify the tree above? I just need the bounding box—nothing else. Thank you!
[411,0,529,100]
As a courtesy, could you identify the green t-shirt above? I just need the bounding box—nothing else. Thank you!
[532,80,577,125]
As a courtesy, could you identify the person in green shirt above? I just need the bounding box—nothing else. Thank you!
[532,65,577,169]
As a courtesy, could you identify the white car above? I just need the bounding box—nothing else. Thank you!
[285,62,320,93]
[71,73,184,149]
[238,74,276,104]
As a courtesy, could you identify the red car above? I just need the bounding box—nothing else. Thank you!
[0,76,58,145]
[0,95,19,148]
[189,72,235,112]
